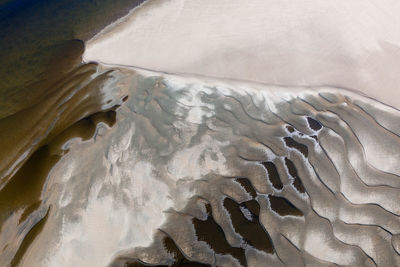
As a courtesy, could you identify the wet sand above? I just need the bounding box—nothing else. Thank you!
[1,0,400,266]
[0,1,148,265]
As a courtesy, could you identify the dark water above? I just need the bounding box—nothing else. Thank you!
[0,1,142,265]
[2,2,400,266]
[0,0,144,117]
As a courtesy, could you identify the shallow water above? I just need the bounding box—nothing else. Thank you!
[2,1,400,266]
[0,0,144,118]
[1,62,399,266]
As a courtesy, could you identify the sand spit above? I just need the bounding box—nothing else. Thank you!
[84,0,400,109]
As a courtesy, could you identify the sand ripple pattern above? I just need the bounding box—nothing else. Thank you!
[13,66,400,267]
[103,69,400,267]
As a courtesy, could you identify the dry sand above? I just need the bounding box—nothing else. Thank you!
[7,1,399,266]
[84,0,400,110]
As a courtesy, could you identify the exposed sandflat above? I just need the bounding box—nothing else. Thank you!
[84,0,400,109]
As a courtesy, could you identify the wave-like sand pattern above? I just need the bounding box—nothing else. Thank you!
[6,64,398,266]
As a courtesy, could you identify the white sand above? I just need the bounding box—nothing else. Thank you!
[84,0,400,109]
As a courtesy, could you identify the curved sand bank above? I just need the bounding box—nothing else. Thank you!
[84,0,400,109]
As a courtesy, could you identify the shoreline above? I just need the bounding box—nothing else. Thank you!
[0,0,147,111]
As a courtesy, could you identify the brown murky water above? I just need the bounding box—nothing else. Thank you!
[0,2,147,263]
